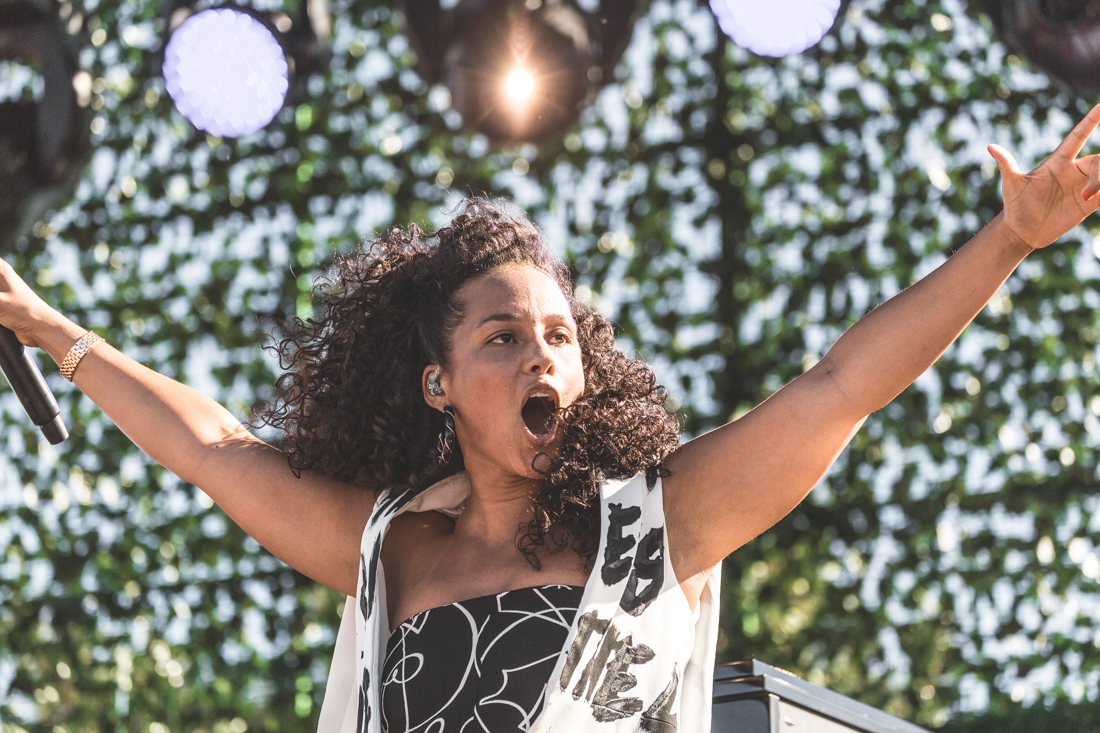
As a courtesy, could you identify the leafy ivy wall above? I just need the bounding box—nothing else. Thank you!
[2,0,1100,729]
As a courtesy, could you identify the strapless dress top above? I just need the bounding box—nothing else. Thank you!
[380,584,585,733]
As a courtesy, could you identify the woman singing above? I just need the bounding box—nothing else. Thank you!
[3,107,1100,733]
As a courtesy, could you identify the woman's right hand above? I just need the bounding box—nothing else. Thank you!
[0,258,58,349]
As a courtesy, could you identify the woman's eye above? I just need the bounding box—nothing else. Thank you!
[550,332,570,345]
[492,333,514,344]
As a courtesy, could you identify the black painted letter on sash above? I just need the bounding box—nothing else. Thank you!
[590,639,656,721]
[356,670,371,732]
[641,664,679,732]
[365,533,383,618]
[559,610,611,693]
[602,503,641,586]
[571,623,624,702]
[620,526,665,616]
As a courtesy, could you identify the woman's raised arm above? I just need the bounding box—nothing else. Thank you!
[663,104,1100,590]
[0,258,372,596]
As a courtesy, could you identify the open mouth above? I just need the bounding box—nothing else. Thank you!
[521,394,557,441]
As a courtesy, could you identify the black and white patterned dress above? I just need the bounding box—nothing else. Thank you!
[317,471,721,733]
[380,584,584,732]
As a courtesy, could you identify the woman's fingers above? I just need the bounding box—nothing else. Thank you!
[1083,155,1100,201]
[1055,102,1100,161]
[988,107,1100,249]
[988,144,1023,181]
[0,258,48,345]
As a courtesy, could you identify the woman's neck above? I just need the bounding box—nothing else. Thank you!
[452,469,542,546]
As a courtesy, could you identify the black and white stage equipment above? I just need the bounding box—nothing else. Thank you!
[160,0,330,137]
[404,0,638,143]
[0,0,90,445]
[713,660,932,733]
[979,0,1100,95]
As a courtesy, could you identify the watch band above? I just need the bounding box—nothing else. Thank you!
[60,331,105,381]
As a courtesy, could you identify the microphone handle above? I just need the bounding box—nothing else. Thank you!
[0,325,68,445]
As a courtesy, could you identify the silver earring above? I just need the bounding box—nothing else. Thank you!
[427,371,445,396]
[438,406,456,465]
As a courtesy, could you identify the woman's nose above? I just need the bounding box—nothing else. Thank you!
[526,340,555,374]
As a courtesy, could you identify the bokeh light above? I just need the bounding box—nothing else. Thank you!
[162,8,289,137]
[708,0,841,57]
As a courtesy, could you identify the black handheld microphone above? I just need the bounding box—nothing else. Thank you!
[0,324,68,445]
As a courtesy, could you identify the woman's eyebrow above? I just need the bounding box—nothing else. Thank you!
[476,312,574,328]
[477,313,521,327]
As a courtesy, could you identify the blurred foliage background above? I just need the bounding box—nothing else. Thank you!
[3,0,1100,729]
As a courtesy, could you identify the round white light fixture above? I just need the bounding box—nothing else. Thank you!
[708,0,841,57]
[504,69,535,101]
[162,8,289,137]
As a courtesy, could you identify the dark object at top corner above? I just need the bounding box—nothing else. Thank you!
[979,0,1100,95]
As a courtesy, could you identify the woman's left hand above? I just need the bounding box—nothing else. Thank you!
[988,102,1100,251]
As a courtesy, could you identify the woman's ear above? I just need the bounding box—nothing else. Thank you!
[422,364,448,411]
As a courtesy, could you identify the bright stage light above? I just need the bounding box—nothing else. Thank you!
[405,0,638,143]
[504,69,535,101]
[162,8,289,137]
[708,0,841,57]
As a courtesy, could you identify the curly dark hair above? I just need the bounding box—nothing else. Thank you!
[255,198,682,566]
